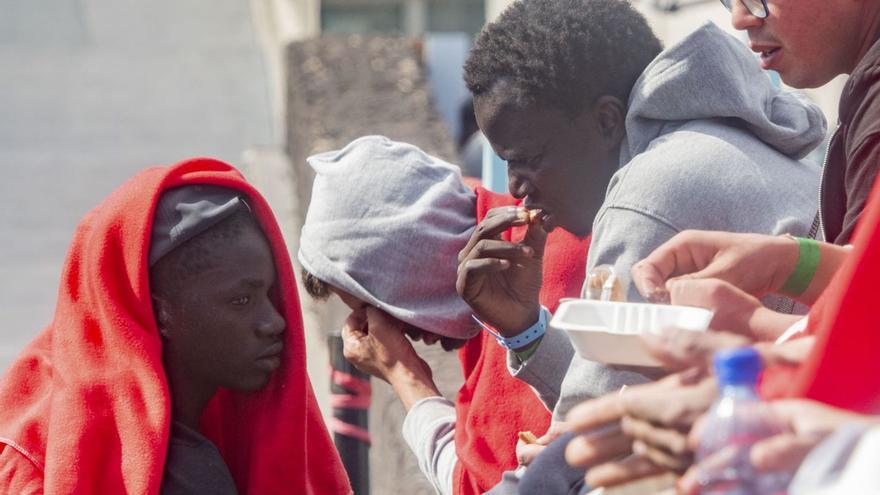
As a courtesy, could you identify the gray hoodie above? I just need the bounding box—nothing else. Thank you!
[510,23,826,419]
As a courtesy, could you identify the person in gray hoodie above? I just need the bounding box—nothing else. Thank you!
[457,1,825,491]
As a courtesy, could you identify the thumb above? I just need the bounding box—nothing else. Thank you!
[522,221,549,257]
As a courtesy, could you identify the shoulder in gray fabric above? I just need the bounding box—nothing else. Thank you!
[589,21,825,304]
[298,136,479,339]
[550,23,826,418]
[623,21,827,163]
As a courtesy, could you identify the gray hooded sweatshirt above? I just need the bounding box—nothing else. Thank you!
[510,23,826,419]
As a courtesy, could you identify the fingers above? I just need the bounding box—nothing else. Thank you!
[676,465,700,495]
[623,417,692,473]
[641,327,751,371]
[459,206,530,261]
[754,336,815,367]
[541,421,571,443]
[364,306,404,338]
[686,415,706,453]
[564,424,631,468]
[631,231,709,298]
[632,438,691,474]
[522,220,548,258]
[565,391,624,434]
[516,441,546,467]
[342,310,368,339]
[463,239,536,263]
[586,453,666,488]
[667,278,743,312]
[456,258,510,298]
[750,433,818,473]
[623,417,690,459]
[632,230,749,301]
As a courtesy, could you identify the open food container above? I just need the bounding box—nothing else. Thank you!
[551,300,713,367]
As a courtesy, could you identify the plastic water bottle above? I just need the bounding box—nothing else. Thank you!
[695,348,791,495]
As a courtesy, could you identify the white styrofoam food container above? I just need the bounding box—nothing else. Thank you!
[551,300,713,367]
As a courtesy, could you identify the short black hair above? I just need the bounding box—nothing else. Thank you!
[150,209,262,292]
[464,0,662,115]
[301,267,331,301]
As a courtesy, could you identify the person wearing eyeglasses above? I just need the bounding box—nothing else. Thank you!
[722,0,880,247]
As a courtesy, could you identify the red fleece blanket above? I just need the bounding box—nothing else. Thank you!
[760,172,880,414]
[788,172,880,413]
[0,159,351,494]
[453,187,590,494]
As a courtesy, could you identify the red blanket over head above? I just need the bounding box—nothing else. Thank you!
[453,187,590,494]
[0,159,351,494]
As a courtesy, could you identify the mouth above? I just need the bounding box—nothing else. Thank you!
[525,202,556,232]
[750,43,782,70]
[255,341,284,372]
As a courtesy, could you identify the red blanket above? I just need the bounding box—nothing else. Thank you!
[453,187,590,494]
[785,172,880,413]
[0,159,351,494]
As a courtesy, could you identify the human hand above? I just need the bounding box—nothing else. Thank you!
[456,206,547,336]
[641,326,753,371]
[668,278,803,342]
[564,372,718,487]
[516,422,570,467]
[631,231,797,301]
[341,307,440,409]
[677,399,877,494]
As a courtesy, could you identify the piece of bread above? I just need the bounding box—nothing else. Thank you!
[516,208,542,225]
[517,431,539,444]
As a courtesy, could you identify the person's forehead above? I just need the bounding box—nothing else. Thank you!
[475,96,563,157]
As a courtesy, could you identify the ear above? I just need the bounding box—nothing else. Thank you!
[592,95,627,150]
[151,295,172,339]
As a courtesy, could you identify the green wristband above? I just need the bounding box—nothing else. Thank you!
[781,237,820,296]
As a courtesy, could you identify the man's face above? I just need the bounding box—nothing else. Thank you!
[730,0,866,88]
[156,223,286,393]
[474,89,617,237]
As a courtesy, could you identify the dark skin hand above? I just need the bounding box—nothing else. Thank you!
[456,205,547,336]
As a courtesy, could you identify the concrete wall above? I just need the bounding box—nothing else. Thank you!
[285,36,461,495]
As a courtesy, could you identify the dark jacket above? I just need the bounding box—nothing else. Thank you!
[822,34,880,244]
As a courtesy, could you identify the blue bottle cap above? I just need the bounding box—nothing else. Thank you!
[713,347,763,386]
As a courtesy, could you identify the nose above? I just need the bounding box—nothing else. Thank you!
[257,302,286,338]
[508,170,530,199]
[730,1,764,30]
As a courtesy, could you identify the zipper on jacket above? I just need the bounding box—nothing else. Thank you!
[817,124,842,241]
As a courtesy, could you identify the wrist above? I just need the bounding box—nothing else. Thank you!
[777,235,821,297]
[748,307,802,341]
[770,235,802,293]
[499,305,541,338]
[388,366,441,411]
[474,306,549,351]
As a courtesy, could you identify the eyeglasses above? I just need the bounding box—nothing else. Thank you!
[720,0,769,19]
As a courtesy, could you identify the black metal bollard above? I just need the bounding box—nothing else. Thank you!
[328,334,371,495]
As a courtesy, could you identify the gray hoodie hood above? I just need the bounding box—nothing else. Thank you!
[623,22,826,163]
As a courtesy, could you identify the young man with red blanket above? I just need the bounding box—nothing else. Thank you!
[297,136,590,495]
[0,159,351,494]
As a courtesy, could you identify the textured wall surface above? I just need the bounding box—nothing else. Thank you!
[286,35,463,494]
